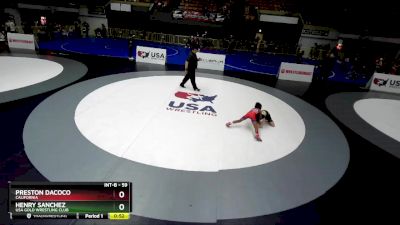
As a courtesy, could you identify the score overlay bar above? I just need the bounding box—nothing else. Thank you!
[9,182,132,220]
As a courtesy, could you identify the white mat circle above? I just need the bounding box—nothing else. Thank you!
[0,56,63,92]
[74,76,306,171]
[354,98,400,142]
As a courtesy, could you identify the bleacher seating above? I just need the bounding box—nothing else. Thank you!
[246,0,298,13]
[179,0,218,13]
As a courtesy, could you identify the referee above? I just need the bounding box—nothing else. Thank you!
[180,44,200,91]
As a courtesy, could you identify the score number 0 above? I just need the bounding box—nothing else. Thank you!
[118,191,126,211]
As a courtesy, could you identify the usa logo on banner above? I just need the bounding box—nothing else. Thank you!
[370,72,400,94]
[136,46,166,65]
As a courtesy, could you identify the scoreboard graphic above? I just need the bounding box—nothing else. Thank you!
[9,182,132,220]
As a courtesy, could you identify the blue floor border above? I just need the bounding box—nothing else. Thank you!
[38,37,370,85]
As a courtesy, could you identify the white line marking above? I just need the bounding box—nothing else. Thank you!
[249,59,274,68]
[225,64,275,75]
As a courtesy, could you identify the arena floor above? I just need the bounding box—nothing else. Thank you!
[0,51,399,225]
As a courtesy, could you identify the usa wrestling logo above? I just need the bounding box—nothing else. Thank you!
[373,77,400,90]
[166,91,217,116]
[373,78,388,87]
[175,91,217,103]
[137,51,150,59]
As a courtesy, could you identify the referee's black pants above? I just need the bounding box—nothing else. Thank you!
[181,70,198,90]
